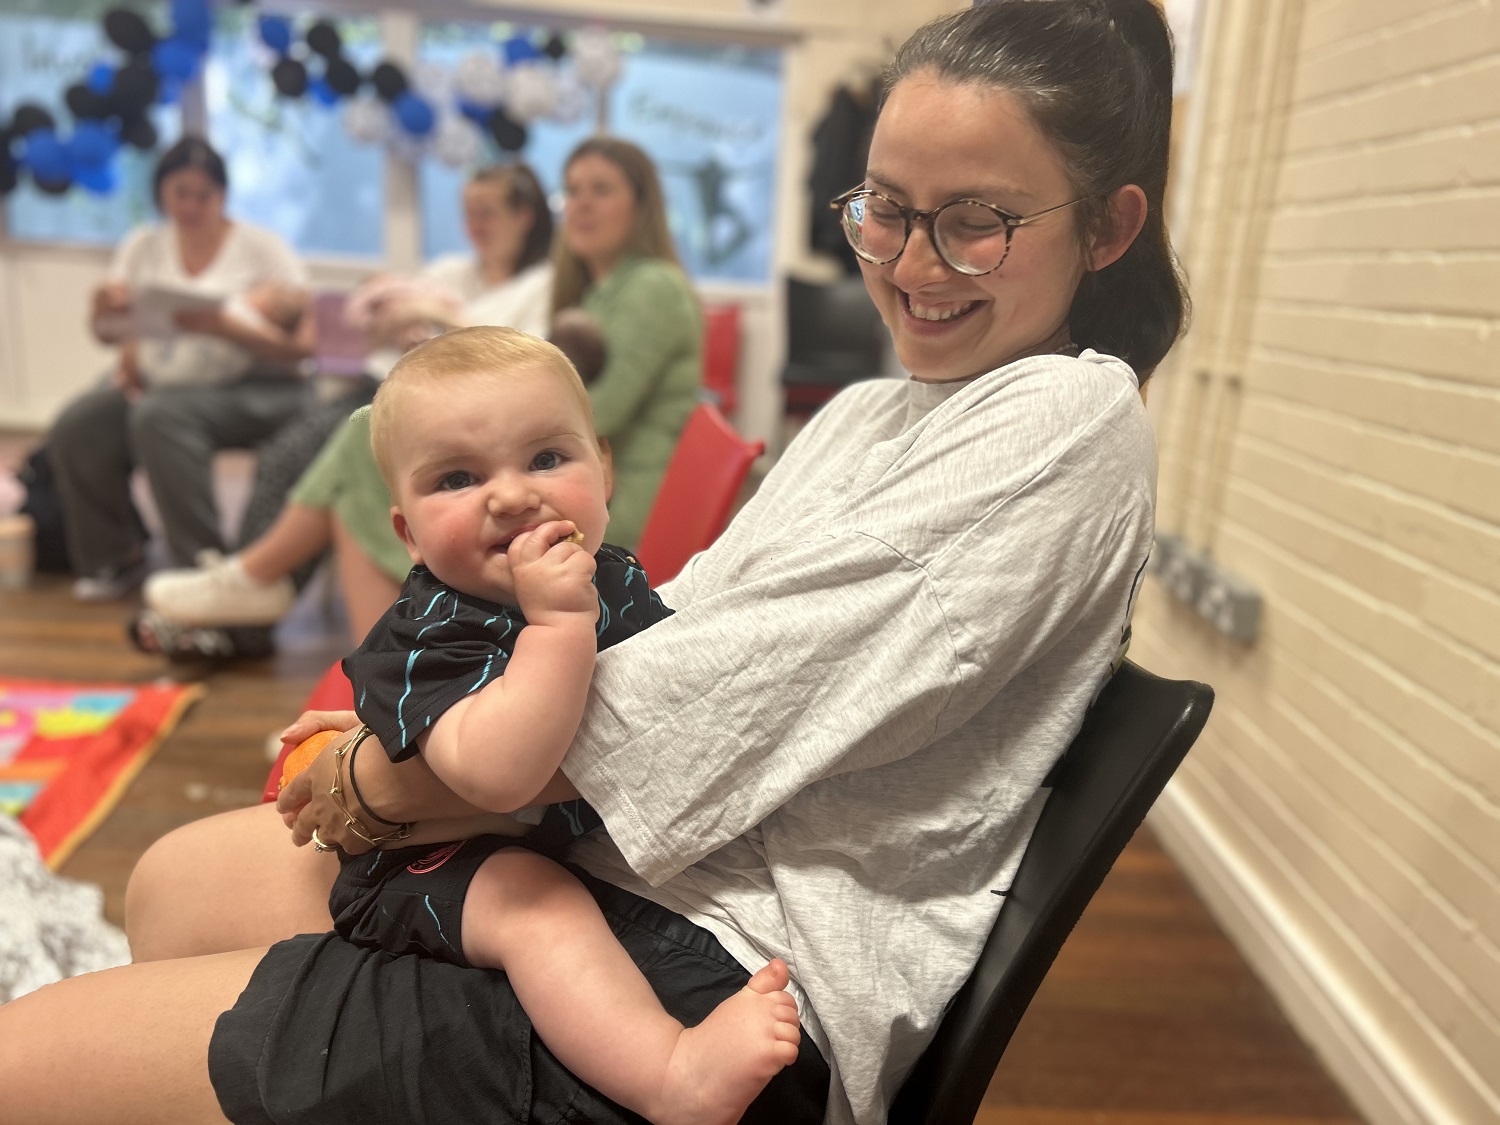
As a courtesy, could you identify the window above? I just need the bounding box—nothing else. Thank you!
[202,7,384,258]
[1,0,179,246]
[417,24,783,284]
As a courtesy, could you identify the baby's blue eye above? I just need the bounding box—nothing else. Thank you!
[531,450,564,471]
[437,470,475,491]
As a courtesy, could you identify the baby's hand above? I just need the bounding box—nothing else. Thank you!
[508,521,598,628]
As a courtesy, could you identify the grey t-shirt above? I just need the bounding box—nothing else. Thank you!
[566,350,1157,1125]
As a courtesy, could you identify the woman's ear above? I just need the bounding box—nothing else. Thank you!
[1089,184,1148,272]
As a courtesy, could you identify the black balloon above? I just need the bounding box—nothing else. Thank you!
[324,57,361,96]
[486,109,528,153]
[543,33,567,61]
[34,174,74,196]
[10,103,55,136]
[103,7,157,55]
[306,20,343,59]
[66,83,110,120]
[111,62,160,116]
[371,61,408,103]
[272,57,309,98]
[120,114,159,150]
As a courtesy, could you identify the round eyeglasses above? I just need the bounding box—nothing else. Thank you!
[831,187,1087,277]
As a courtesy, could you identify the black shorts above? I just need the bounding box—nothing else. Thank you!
[329,835,511,966]
[210,868,830,1125]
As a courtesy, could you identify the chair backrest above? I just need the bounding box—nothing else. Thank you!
[701,303,742,416]
[311,290,370,378]
[888,660,1214,1125]
[782,275,886,389]
[633,403,764,585]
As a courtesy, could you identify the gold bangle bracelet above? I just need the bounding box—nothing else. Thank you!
[331,726,411,847]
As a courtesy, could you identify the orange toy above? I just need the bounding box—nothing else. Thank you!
[278,728,344,790]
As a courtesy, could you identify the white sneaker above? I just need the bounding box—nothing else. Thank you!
[143,554,295,626]
[72,558,147,602]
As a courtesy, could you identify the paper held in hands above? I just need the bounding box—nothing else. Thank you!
[97,284,222,339]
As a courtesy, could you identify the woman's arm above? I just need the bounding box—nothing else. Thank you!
[174,302,314,365]
[584,262,699,439]
[90,281,134,345]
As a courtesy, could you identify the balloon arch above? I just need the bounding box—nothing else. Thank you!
[0,1,624,199]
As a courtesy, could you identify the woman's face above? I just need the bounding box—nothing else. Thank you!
[159,167,225,233]
[859,74,1091,383]
[562,153,638,275]
[463,180,533,267]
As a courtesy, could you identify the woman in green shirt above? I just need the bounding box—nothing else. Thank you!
[554,138,702,549]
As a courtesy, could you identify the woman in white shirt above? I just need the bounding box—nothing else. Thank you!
[47,137,313,600]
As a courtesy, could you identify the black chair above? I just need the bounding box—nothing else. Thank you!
[781,276,887,417]
[888,660,1215,1125]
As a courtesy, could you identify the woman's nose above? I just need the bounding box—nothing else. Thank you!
[891,223,953,290]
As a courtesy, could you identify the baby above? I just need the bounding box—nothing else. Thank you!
[324,325,800,1125]
[118,281,308,392]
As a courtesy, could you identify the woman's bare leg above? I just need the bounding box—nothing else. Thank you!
[126,802,338,962]
[0,947,265,1125]
[331,517,402,640]
[238,501,332,584]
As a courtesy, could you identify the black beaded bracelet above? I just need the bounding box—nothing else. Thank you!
[345,726,407,829]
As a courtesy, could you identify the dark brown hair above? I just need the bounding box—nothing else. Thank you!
[887,0,1190,379]
[469,163,553,273]
[152,135,228,209]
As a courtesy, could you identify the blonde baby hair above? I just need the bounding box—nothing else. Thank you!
[370,325,596,491]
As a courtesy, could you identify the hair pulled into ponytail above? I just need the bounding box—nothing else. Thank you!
[886,0,1190,379]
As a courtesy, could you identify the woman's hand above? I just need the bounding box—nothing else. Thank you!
[91,282,134,344]
[174,304,228,335]
[276,729,379,854]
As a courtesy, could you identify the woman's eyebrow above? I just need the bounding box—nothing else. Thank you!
[864,169,1038,204]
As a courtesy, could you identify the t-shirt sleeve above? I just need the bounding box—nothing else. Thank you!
[565,368,1157,886]
[243,226,309,287]
[106,226,153,283]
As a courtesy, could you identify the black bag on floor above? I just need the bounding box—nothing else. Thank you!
[18,446,74,573]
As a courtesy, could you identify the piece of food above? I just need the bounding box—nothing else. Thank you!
[279,728,344,789]
[564,528,586,546]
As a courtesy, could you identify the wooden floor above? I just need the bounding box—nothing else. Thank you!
[0,568,1363,1124]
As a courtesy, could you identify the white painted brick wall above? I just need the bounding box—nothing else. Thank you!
[1142,0,1500,1120]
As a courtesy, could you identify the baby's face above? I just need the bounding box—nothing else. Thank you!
[388,365,609,606]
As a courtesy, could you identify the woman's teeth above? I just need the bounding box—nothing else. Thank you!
[906,298,977,322]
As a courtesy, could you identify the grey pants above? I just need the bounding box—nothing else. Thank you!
[48,372,309,574]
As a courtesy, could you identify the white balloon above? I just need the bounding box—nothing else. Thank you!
[571,27,622,88]
[412,60,453,103]
[431,113,483,168]
[343,97,389,145]
[503,62,558,123]
[548,73,588,123]
[454,50,507,105]
[385,126,428,165]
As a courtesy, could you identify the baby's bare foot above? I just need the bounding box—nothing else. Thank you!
[650,959,801,1125]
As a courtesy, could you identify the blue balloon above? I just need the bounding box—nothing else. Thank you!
[393,91,435,137]
[68,120,120,167]
[86,62,116,95]
[503,36,540,65]
[309,77,339,106]
[458,99,491,126]
[153,37,201,83]
[157,76,183,106]
[170,0,211,48]
[21,129,68,182]
[76,162,118,195]
[258,15,293,55]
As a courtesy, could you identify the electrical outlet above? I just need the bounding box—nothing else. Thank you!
[1195,567,1262,644]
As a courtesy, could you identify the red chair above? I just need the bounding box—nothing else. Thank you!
[633,403,763,585]
[700,303,742,416]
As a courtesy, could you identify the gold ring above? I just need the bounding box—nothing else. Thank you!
[311,828,335,853]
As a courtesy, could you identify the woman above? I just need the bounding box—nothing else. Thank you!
[553,137,702,549]
[48,136,313,601]
[0,3,1187,1123]
[135,163,556,653]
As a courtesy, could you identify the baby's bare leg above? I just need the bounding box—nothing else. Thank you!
[464,850,801,1125]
